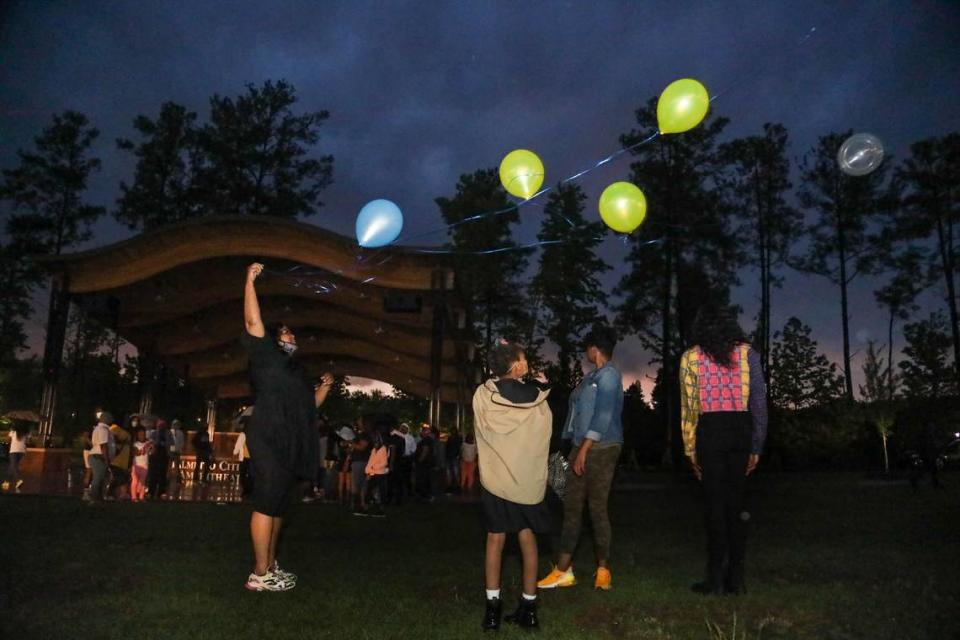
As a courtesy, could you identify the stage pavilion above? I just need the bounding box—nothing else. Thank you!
[35,215,476,441]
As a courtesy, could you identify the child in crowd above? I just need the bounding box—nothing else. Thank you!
[460,433,478,493]
[131,428,151,502]
[81,428,93,500]
[336,427,354,506]
[473,339,551,631]
[365,429,389,518]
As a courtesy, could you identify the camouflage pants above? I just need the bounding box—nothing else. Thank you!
[559,444,621,562]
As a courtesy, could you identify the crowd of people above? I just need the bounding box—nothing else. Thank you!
[303,418,479,516]
[75,412,222,503]
[55,401,476,509]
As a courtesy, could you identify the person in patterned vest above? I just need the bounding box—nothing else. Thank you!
[680,303,767,596]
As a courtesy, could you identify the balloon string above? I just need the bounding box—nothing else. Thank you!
[355,128,663,263]
[710,25,818,104]
[287,24,819,284]
[411,239,565,255]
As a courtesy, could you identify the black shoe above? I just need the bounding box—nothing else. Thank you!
[482,597,502,631]
[691,581,723,595]
[504,597,539,630]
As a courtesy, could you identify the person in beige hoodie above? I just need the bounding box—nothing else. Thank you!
[473,340,551,631]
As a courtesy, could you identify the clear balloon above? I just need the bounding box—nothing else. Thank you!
[837,133,885,176]
[499,149,545,199]
[657,79,710,134]
[356,199,403,248]
[599,182,647,233]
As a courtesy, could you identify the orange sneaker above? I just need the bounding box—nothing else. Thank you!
[537,566,576,589]
[594,567,612,590]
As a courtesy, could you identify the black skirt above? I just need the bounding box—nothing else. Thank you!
[481,487,552,534]
[249,443,297,517]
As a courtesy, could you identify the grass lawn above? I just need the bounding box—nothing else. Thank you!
[1,473,957,640]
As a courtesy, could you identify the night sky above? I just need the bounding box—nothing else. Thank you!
[2,1,959,395]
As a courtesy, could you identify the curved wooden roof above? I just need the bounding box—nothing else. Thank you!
[48,215,453,292]
[42,216,471,402]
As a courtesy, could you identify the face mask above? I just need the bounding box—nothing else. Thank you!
[278,340,298,355]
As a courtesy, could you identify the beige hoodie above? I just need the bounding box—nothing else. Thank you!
[472,379,552,505]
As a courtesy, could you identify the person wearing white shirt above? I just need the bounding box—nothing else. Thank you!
[87,412,113,502]
[399,423,417,495]
[4,427,29,491]
[400,423,417,456]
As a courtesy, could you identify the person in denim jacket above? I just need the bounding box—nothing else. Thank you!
[538,325,623,592]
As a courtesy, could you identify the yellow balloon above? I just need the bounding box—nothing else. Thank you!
[599,182,647,233]
[499,149,545,199]
[657,78,710,134]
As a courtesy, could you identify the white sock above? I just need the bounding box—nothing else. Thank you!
[486,588,501,600]
[522,592,537,601]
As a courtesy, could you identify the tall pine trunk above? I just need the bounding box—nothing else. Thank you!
[934,215,960,390]
[662,237,675,467]
[835,183,854,401]
[887,308,895,400]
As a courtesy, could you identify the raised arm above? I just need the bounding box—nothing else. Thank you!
[315,373,335,407]
[244,263,265,338]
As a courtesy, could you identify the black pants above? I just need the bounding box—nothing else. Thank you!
[696,412,753,589]
[147,451,169,497]
[367,474,387,504]
[388,462,407,505]
[193,455,211,484]
[415,464,432,499]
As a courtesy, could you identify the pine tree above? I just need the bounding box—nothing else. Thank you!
[873,246,928,398]
[1,110,105,256]
[615,97,738,464]
[192,80,334,218]
[531,183,610,392]
[859,341,891,403]
[890,133,960,390]
[899,311,956,399]
[769,317,844,410]
[1,111,105,390]
[717,123,799,384]
[115,102,200,230]
[794,131,891,401]
[0,240,35,364]
[436,169,532,376]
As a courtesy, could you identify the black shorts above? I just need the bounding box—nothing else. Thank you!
[250,449,297,517]
[481,487,552,534]
[110,466,130,485]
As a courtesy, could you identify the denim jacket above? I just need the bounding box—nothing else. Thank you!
[562,363,624,446]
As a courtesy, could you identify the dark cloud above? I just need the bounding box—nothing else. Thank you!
[2,1,959,392]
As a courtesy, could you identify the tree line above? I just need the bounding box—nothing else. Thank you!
[1,79,957,461]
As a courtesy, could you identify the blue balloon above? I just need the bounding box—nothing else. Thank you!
[355,199,403,248]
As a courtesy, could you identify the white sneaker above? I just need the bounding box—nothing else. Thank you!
[245,571,294,592]
[268,561,297,582]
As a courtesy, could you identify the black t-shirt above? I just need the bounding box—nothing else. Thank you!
[351,433,372,463]
[417,436,435,465]
[495,379,547,403]
[446,434,462,461]
[192,431,212,457]
[386,433,406,466]
[241,331,318,479]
